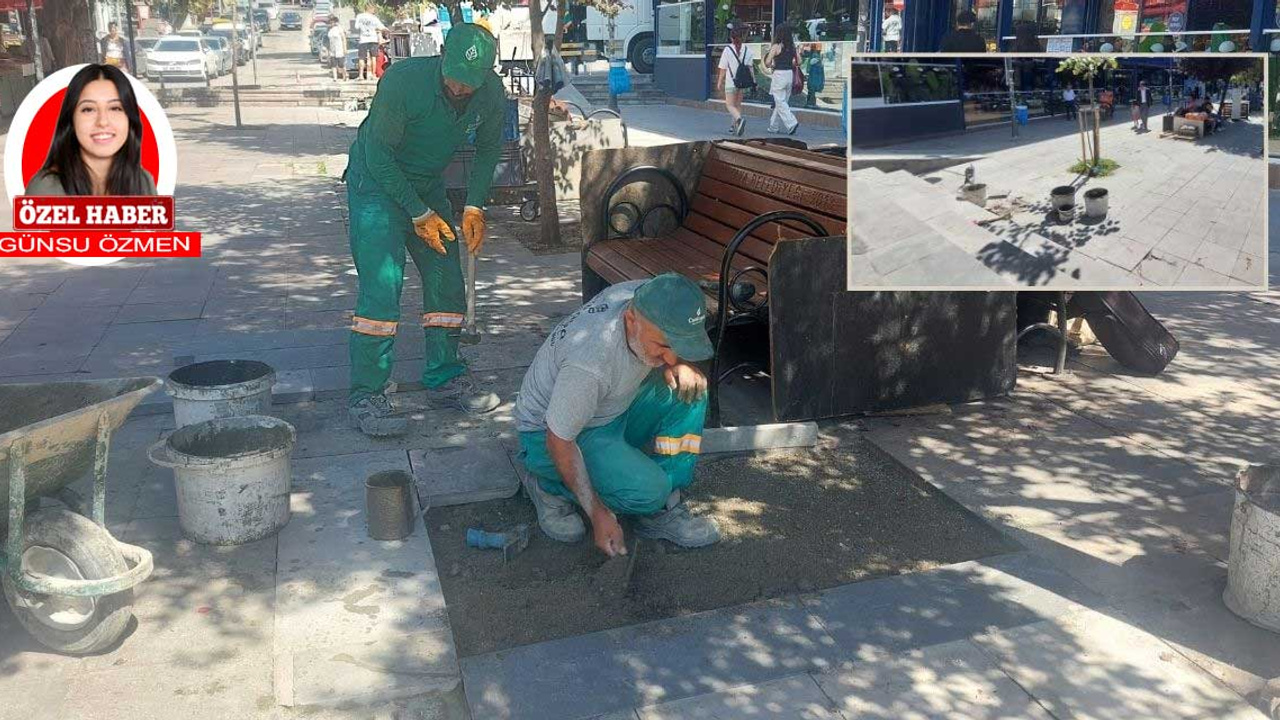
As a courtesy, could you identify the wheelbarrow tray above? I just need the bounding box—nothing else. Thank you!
[0,377,161,523]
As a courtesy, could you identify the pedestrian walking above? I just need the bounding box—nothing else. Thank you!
[764,24,799,135]
[939,11,987,52]
[354,2,389,81]
[1138,80,1151,131]
[717,22,753,136]
[343,24,504,437]
[327,22,348,82]
[882,7,901,52]
[1063,86,1077,120]
[99,22,129,72]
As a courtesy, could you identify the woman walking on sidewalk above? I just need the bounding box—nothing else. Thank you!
[764,24,799,135]
[717,22,752,136]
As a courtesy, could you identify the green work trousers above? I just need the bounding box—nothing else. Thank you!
[347,168,466,404]
[519,374,708,516]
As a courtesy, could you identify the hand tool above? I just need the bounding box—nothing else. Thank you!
[466,524,530,562]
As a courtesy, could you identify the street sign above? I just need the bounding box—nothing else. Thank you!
[1167,12,1185,32]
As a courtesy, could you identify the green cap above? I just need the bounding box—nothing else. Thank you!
[441,23,497,89]
[632,273,714,362]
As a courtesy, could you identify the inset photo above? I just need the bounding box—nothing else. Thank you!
[847,54,1268,291]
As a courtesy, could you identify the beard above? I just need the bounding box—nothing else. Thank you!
[627,332,664,368]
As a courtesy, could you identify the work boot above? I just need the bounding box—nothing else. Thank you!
[425,374,501,414]
[521,468,586,543]
[349,394,409,438]
[634,491,721,548]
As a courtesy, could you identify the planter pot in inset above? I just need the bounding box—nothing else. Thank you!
[1051,185,1076,210]
[960,183,987,207]
[1084,188,1109,218]
[1057,203,1076,223]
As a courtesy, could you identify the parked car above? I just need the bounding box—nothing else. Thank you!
[212,21,259,53]
[252,9,270,33]
[279,10,303,30]
[310,24,329,56]
[256,0,280,21]
[205,35,234,75]
[133,36,162,78]
[310,12,331,29]
[146,36,218,85]
[208,26,250,64]
[179,28,204,37]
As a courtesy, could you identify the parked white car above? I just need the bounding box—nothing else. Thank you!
[146,36,219,85]
[205,35,234,75]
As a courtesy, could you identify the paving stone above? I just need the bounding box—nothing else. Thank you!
[115,301,207,324]
[638,675,843,720]
[1231,252,1265,285]
[462,599,845,720]
[703,422,819,454]
[273,368,316,404]
[1135,253,1185,286]
[1156,228,1207,263]
[812,639,1053,720]
[973,607,1270,720]
[410,439,520,507]
[1177,263,1233,287]
[276,451,459,707]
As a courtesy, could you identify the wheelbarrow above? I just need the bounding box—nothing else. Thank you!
[1,377,160,655]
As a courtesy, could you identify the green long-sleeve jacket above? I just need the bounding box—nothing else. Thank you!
[347,55,504,219]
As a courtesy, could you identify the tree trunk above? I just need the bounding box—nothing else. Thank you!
[1088,76,1100,167]
[41,0,95,69]
[1076,104,1088,168]
[529,0,566,249]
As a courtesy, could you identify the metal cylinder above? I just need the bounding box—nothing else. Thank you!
[1224,462,1280,633]
[366,470,416,541]
[166,360,275,429]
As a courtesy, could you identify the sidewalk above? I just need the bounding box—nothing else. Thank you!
[1,96,1277,719]
[851,113,1266,289]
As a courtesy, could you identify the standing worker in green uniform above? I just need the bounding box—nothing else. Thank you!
[345,23,505,437]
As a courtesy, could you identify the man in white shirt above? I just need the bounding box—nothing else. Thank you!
[514,274,722,556]
[882,8,901,53]
[327,22,348,82]
[1062,86,1077,120]
[354,2,388,80]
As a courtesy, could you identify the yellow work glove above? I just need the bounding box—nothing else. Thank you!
[412,211,455,255]
[461,206,487,256]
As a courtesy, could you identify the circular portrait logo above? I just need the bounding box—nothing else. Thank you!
[4,64,177,266]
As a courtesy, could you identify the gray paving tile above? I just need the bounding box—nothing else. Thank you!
[1176,263,1233,287]
[638,675,843,720]
[410,439,520,507]
[462,599,845,720]
[973,607,1270,720]
[1156,228,1206,263]
[1230,252,1265,285]
[114,301,206,324]
[1135,253,1185,286]
[812,639,1053,720]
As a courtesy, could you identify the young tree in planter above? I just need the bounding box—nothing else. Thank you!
[1056,56,1117,175]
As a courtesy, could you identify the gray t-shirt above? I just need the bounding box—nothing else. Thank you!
[514,280,653,438]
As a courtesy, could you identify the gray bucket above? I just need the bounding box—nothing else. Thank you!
[148,415,295,545]
[366,470,416,541]
[1057,203,1076,223]
[960,183,988,207]
[1051,185,1076,209]
[166,360,275,429]
[1084,188,1110,218]
[1224,462,1280,633]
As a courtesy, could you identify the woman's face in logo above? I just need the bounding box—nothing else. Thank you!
[73,79,128,162]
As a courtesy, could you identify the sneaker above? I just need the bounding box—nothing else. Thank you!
[734,117,746,136]
[349,394,409,438]
[787,122,800,136]
[426,374,500,414]
[520,468,586,543]
[634,492,721,548]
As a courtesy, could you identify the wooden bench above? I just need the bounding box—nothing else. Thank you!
[559,42,598,73]
[581,140,1018,425]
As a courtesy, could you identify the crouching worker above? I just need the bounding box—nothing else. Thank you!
[513,274,723,556]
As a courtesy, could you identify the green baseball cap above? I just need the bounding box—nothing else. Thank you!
[632,273,714,362]
[441,23,497,89]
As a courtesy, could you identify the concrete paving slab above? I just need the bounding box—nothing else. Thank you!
[638,675,843,720]
[973,606,1270,720]
[115,301,207,324]
[812,639,1054,720]
[273,368,316,404]
[462,598,846,720]
[410,440,521,507]
[276,451,459,708]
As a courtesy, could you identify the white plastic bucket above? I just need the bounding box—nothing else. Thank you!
[166,360,275,430]
[148,415,295,545]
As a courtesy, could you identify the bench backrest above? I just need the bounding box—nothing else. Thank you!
[679,142,847,268]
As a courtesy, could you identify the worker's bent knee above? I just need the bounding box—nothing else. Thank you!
[599,460,672,516]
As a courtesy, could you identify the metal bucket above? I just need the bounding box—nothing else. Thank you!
[1224,462,1280,633]
[148,415,295,545]
[1050,185,1076,210]
[1084,188,1110,218]
[960,183,987,207]
[166,360,275,429]
[366,470,416,541]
